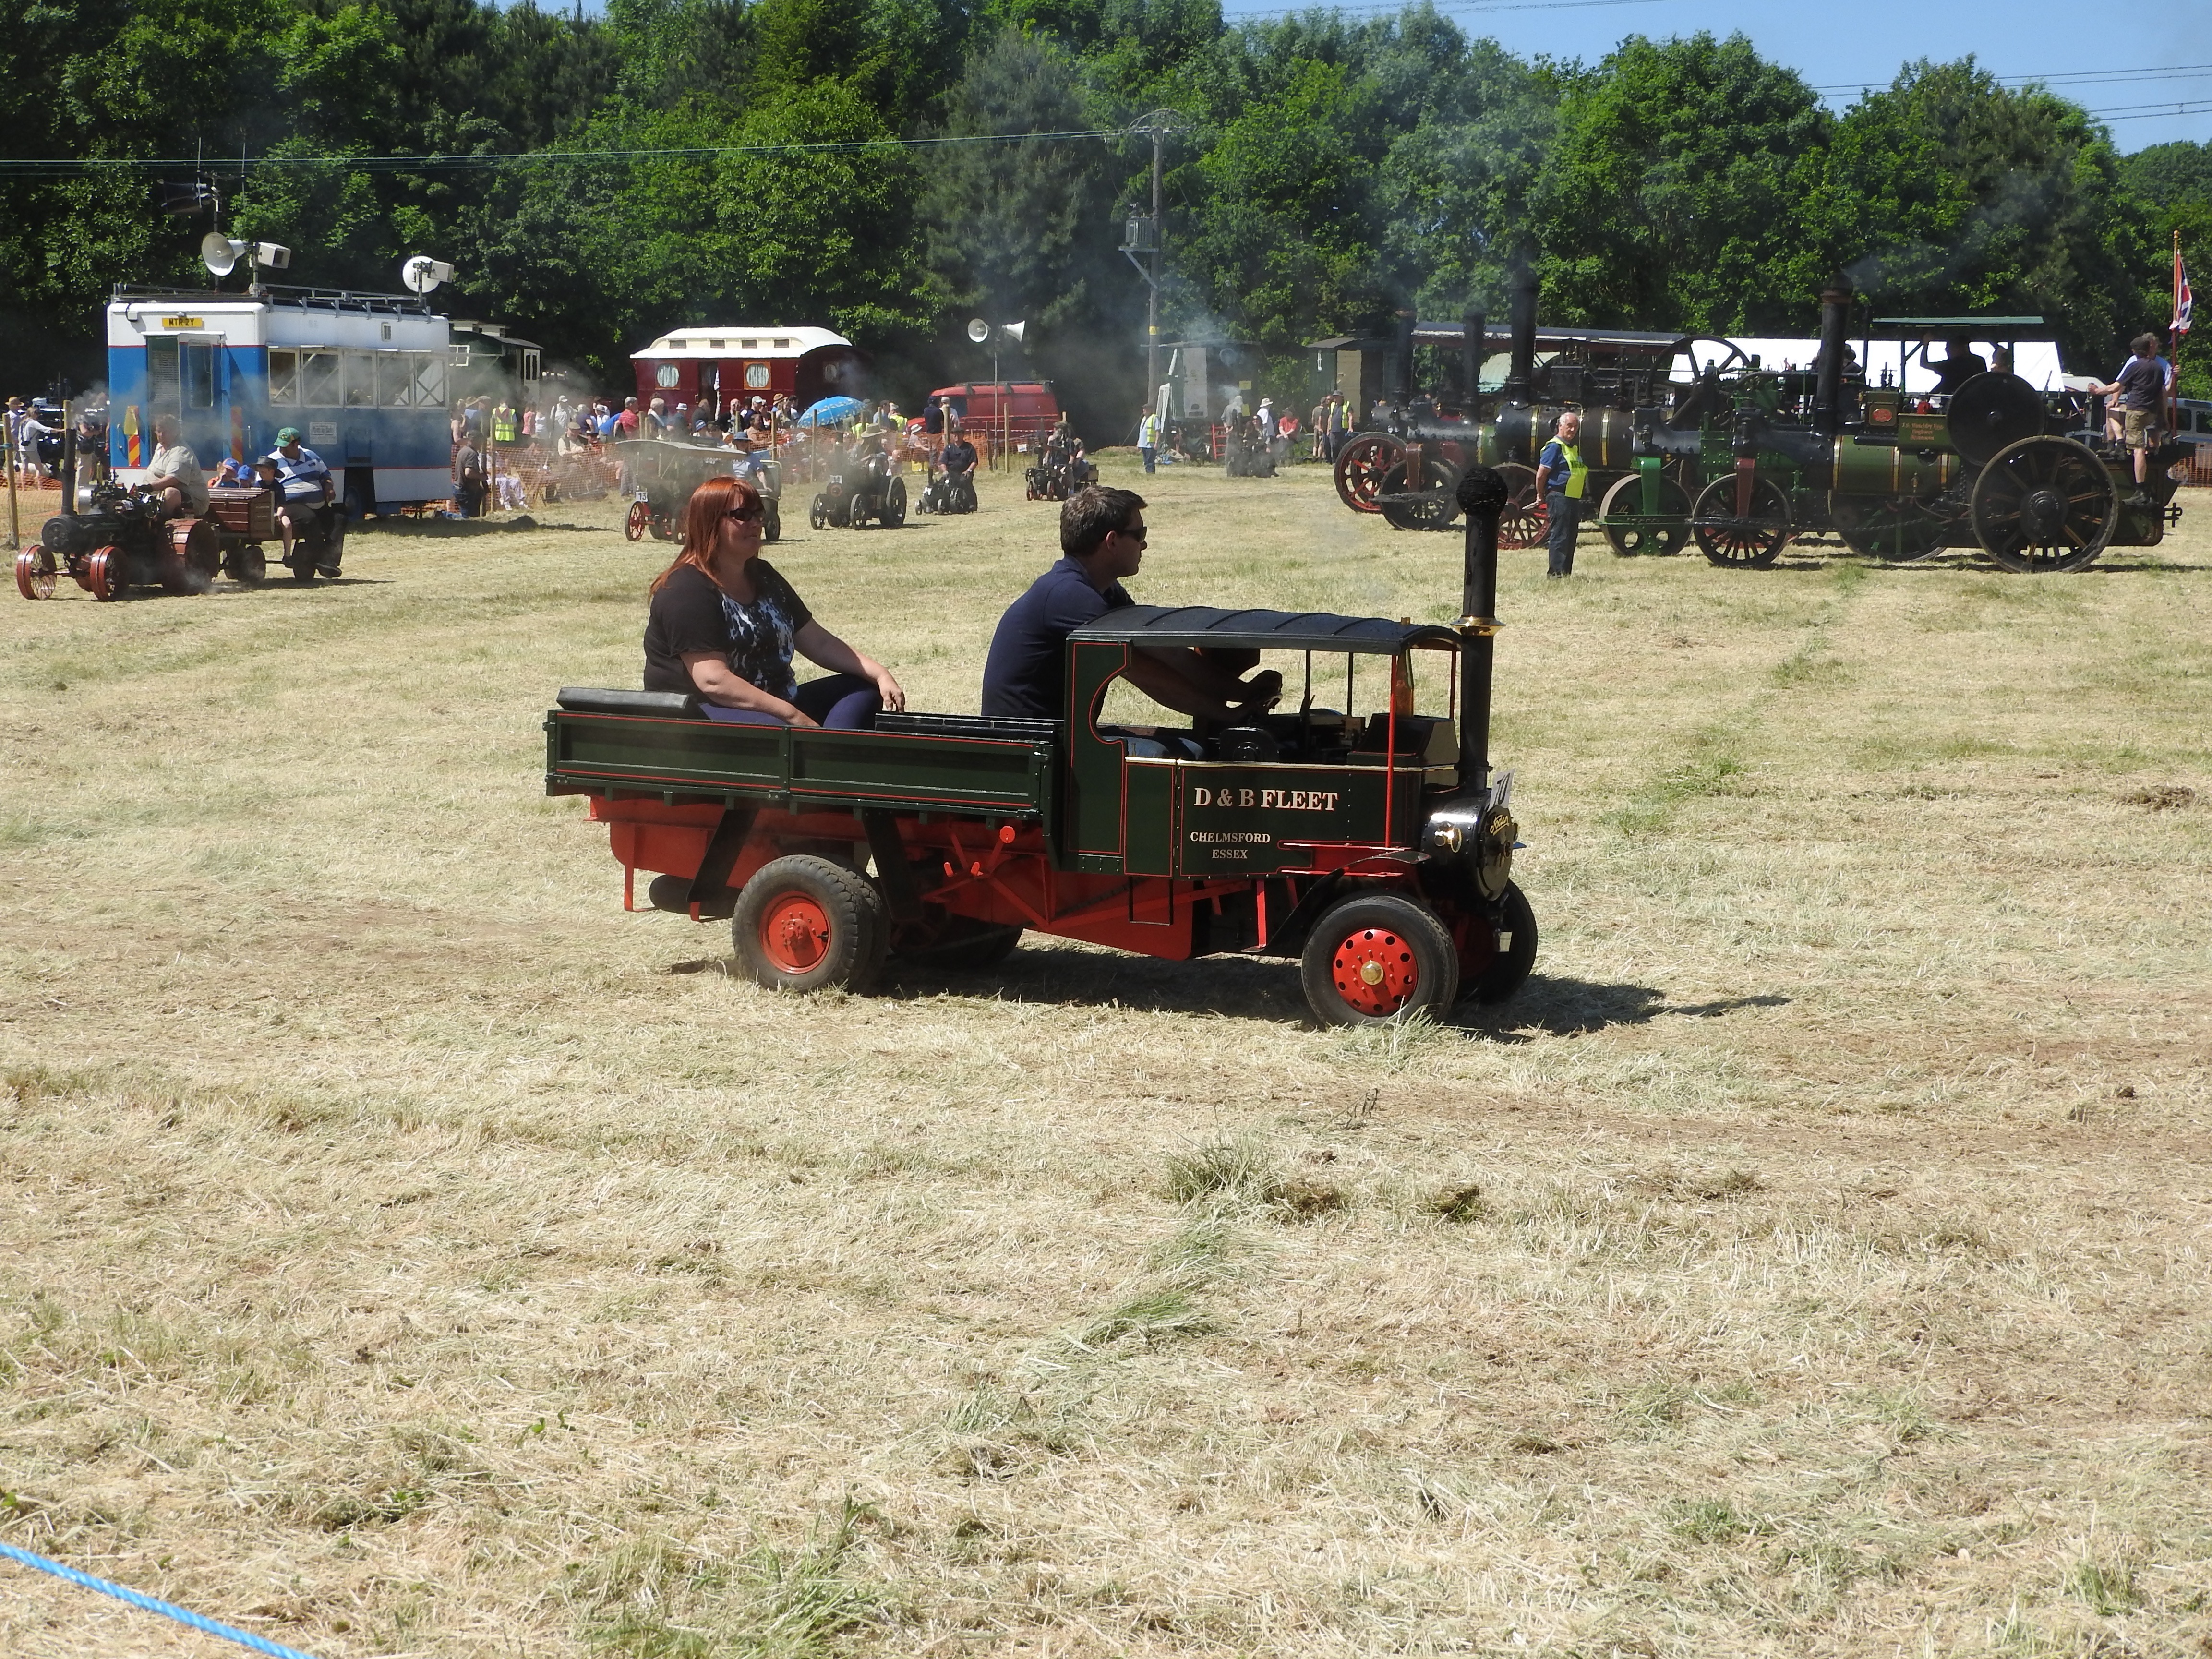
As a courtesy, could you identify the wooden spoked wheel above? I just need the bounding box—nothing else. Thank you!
[15,545,57,600]
[86,546,131,601]
[1598,472,1692,556]
[230,544,268,584]
[1333,433,1405,514]
[1969,436,2119,574]
[1496,462,1546,549]
[1690,474,1792,568]
[1298,892,1459,1026]
[1377,457,1457,533]
[625,500,650,541]
[1830,494,1949,562]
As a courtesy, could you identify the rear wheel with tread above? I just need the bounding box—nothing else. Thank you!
[1299,890,1459,1026]
[731,854,889,993]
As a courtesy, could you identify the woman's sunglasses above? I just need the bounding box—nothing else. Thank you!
[726,504,764,523]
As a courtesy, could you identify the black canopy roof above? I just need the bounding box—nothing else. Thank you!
[1069,606,1461,654]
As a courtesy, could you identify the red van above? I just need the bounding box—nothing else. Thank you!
[929,381,1060,445]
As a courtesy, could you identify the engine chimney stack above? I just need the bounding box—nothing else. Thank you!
[1503,264,1538,404]
[1461,308,1487,416]
[1815,285,1853,434]
[1390,309,1417,409]
[1455,466,1508,792]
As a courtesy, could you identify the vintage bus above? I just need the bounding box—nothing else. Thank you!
[105,286,457,513]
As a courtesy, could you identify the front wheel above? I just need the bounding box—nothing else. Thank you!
[86,546,131,601]
[15,545,57,601]
[1598,472,1692,556]
[731,854,889,994]
[762,500,781,542]
[1690,473,1791,568]
[625,500,650,541]
[808,494,830,531]
[1459,882,1538,1006]
[880,476,906,529]
[1299,891,1460,1027]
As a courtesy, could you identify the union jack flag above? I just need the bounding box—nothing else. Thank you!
[2176,237,2194,337]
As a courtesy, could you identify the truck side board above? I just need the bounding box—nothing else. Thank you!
[546,710,1055,823]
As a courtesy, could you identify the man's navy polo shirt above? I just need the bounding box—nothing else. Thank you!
[980,557,1132,720]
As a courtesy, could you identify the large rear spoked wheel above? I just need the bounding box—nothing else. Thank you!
[731,854,889,994]
[1970,436,2119,574]
[1300,891,1459,1027]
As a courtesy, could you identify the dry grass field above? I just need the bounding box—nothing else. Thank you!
[3,455,2210,1659]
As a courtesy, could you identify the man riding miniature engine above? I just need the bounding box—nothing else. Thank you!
[921,421,980,514]
[266,426,342,579]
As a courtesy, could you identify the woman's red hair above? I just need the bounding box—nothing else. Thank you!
[649,473,761,594]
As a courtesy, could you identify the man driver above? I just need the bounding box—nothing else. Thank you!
[939,420,978,506]
[267,426,340,576]
[142,415,209,521]
[982,485,1281,753]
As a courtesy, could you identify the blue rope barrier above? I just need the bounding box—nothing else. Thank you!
[0,1537,325,1659]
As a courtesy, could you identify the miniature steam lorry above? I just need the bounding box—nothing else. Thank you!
[545,470,1534,1027]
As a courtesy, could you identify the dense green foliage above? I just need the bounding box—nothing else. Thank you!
[1,0,2202,422]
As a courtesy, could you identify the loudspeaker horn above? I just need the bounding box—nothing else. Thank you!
[1003,320,1026,343]
[966,317,989,344]
[200,232,244,277]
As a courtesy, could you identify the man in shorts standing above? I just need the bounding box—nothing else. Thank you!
[2093,334,2169,507]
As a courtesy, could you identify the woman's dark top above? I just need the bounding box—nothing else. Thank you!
[643,560,814,700]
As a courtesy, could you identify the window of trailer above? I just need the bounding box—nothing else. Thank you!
[268,349,299,406]
[376,349,412,407]
[301,350,340,408]
[413,351,446,408]
[343,350,375,407]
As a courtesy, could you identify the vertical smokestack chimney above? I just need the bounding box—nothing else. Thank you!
[1455,466,1507,793]
[1461,307,1486,414]
[1815,286,1853,434]
[1390,309,1416,409]
[1504,264,1538,404]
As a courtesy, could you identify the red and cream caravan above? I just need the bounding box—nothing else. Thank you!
[630,326,868,415]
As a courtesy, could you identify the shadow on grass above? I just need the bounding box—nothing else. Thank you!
[670,944,1790,1037]
[1457,976,1790,1042]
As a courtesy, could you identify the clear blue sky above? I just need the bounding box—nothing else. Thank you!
[1213,0,2209,153]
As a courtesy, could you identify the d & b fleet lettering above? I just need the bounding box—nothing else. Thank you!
[1189,786,1342,812]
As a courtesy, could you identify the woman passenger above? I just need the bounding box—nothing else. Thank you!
[643,473,903,729]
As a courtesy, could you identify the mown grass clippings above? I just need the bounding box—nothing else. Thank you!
[5,463,2212,1657]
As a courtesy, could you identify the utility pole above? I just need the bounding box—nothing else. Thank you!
[1124,110,1188,423]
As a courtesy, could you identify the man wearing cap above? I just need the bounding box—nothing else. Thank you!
[267,427,339,575]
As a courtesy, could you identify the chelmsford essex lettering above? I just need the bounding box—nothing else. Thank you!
[1189,787,1342,812]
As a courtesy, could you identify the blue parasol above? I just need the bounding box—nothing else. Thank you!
[795,396,864,427]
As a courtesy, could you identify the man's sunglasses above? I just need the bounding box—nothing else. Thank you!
[1120,523,1148,542]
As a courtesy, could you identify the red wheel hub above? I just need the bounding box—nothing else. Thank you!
[625,501,649,541]
[1330,926,1419,1017]
[758,893,831,974]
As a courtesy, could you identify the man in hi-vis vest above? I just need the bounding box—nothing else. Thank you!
[1532,410,1587,578]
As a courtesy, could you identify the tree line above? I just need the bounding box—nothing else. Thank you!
[3,0,2206,435]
